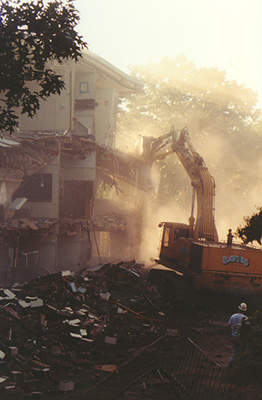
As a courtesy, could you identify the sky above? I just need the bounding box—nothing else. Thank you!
[75,0,262,105]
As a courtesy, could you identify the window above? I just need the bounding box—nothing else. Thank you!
[173,228,190,241]
[174,228,179,241]
[163,227,170,247]
[79,82,89,93]
[13,173,52,202]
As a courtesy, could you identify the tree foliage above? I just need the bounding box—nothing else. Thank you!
[117,57,262,216]
[0,0,87,134]
[118,57,261,138]
[236,208,262,245]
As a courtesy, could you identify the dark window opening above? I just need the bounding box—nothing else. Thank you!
[163,227,171,247]
[13,173,52,202]
[74,99,97,110]
[173,228,190,241]
[59,180,94,218]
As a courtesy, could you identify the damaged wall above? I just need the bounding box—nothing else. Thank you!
[12,151,96,279]
[0,134,150,283]
[57,151,95,269]
[59,151,96,218]
[0,51,142,283]
[93,180,145,263]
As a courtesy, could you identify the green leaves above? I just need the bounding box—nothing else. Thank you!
[0,0,87,134]
[236,208,262,245]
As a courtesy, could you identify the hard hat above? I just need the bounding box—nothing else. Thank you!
[238,302,247,312]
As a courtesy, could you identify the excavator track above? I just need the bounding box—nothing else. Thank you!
[148,268,195,308]
[148,266,262,312]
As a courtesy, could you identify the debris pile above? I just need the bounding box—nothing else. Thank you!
[0,261,167,397]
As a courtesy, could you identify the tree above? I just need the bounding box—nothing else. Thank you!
[236,208,262,245]
[0,0,87,134]
[117,58,262,226]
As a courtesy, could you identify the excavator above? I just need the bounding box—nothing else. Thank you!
[145,127,262,302]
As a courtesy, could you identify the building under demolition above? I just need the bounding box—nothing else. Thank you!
[0,51,145,285]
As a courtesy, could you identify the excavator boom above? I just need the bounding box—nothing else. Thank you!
[144,126,218,241]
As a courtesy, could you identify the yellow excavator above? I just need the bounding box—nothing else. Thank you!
[145,127,262,302]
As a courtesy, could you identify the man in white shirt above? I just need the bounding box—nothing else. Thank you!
[228,302,248,363]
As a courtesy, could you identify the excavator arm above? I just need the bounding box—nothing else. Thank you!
[143,126,218,242]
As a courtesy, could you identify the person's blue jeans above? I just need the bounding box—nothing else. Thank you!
[230,336,240,363]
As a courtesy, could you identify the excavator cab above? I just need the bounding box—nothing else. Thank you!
[159,222,190,255]
[149,222,195,303]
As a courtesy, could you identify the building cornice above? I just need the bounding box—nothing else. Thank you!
[78,51,142,93]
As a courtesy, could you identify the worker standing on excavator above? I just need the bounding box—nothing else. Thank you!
[228,303,248,364]
[227,229,234,247]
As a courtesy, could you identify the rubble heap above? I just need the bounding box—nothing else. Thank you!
[0,261,168,398]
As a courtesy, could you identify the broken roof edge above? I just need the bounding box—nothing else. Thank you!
[79,51,143,92]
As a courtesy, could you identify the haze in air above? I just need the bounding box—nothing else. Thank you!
[76,0,262,104]
[75,0,262,263]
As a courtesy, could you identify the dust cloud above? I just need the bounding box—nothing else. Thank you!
[199,134,262,243]
[113,126,262,264]
[139,200,190,264]
[113,60,262,262]
[115,129,262,263]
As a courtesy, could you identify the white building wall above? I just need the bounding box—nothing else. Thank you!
[74,70,96,101]
[73,69,96,137]
[95,87,118,147]
[61,152,96,181]
[18,65,74,132]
